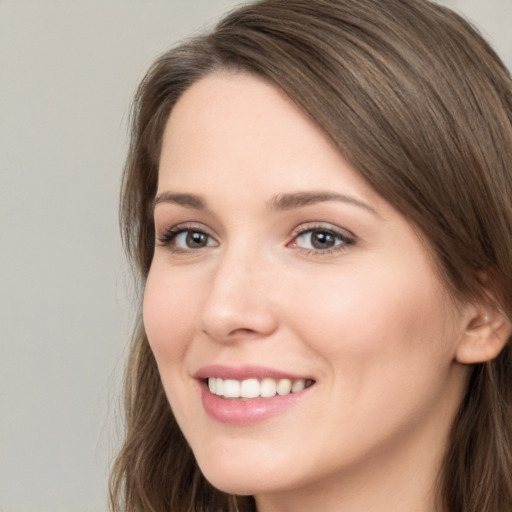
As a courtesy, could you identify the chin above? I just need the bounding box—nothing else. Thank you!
[195,451,293,496]
[199,465,264,495]
[205,475,259,496]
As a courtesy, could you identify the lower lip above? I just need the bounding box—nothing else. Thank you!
[200,382,310,425]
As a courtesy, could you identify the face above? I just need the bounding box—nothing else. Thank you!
[144,72,470,505]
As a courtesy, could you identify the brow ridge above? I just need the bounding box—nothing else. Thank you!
[153,192,206,211]
[268,191,377,215]
[153,190,378,216]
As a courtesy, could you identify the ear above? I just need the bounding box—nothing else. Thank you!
[455,301,511,364]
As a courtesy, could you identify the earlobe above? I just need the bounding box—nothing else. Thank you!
[455,305,512,364]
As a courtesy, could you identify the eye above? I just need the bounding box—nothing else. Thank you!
[158,224,218,252]
[174,230,214,249]
[290,225,354,253]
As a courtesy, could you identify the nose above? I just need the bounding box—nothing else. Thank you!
[197,248,279,343]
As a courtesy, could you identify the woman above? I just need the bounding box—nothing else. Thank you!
[110,0,512,511]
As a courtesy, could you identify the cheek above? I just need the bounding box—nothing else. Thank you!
[283,264,462,450]
[286,261,457,374]
[142,264,198,363]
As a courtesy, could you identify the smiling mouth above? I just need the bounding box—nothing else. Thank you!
[206,377,315,399]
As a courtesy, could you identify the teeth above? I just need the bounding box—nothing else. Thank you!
[240,378,260,398]
[207,377,311,399]
[223,379,241,398]
[260,377,277,397]
[215,378,223,396]
[291,379,306,393]
[277,378,292,396]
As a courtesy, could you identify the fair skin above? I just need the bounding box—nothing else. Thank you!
[143,72,499,512]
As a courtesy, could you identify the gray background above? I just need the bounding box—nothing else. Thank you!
[1,1,511,511]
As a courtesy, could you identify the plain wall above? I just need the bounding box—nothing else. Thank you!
[1,1,511,511]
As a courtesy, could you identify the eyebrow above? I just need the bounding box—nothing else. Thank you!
[153,190,378,216]
[268,191,378,216]
[153,192,208,211]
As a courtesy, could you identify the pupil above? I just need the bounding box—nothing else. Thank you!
[312,231,335,249]
[187,231,207,248]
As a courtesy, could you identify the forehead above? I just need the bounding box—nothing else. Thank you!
[158,72,379,206]
[160,71,329,171]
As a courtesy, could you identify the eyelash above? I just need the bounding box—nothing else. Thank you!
[288,223,355,255]
[157,223,216,253]
[156,222,355,255]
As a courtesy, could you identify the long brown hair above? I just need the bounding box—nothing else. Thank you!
[111,1,512,510]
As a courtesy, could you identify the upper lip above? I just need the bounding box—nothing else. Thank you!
[194,364,314,381]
